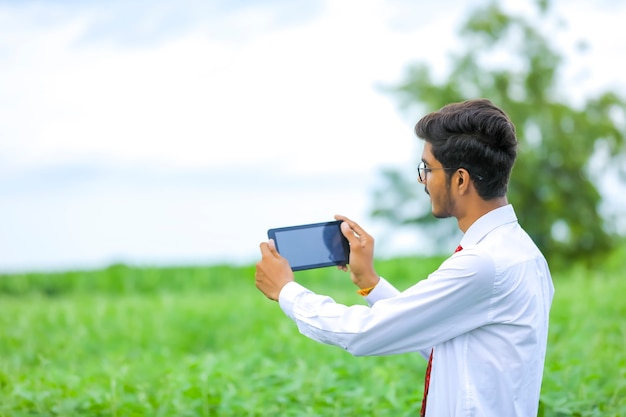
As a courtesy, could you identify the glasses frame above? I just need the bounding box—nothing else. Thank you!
[417,161,484,183]
[417,161,456,183]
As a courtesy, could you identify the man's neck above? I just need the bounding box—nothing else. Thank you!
[457,197,509,233]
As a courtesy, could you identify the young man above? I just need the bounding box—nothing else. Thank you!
[255,99,554,417]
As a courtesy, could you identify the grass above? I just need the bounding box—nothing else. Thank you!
[0,254,624,416]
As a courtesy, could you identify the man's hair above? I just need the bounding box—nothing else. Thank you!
[415,98,518,200]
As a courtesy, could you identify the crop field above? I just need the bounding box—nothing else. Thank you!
[0,251,624,416]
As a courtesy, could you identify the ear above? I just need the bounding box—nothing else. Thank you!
[456,168,471,195]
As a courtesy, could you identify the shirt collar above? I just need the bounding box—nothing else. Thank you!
[459,204,518,248]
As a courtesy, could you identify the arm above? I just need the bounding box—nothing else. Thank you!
[278,250,496,357]
[254,219,494,357]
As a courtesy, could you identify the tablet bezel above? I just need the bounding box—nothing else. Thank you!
[267,220,351,271]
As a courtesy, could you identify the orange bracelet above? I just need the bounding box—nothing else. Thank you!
[357,286,376,296]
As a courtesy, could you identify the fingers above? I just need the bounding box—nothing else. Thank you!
[259,239,279,258]
[333,215,377,288]
[334,214,371,241]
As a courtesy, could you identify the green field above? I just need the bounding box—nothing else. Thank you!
[0,251,625,416]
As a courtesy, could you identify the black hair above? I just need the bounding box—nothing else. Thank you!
[414,98,518,199]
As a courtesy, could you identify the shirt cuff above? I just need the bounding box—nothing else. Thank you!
[278,281,310,320]
[364,277,400,305]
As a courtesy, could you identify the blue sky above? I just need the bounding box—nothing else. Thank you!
[1,0,625,272]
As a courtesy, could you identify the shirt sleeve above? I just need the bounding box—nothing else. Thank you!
[278,249,495,357]
[364,276,401,304]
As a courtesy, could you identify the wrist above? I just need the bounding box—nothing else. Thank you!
[274,280,294,301]
[355,275,380,292]
[357,285,376,296]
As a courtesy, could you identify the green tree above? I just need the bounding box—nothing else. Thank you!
[372,0,626,264]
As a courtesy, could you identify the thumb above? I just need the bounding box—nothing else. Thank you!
[340,221,360,246]
[260,239,279,258]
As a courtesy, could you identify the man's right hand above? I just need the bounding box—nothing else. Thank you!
[334,214,380,290]
[255,239,294,301]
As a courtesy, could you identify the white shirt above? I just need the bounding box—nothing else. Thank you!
[278,205,554,417]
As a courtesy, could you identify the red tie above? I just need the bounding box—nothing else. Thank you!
[420,244,463,416]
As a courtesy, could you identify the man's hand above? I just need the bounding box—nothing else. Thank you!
[334,215,380,290]
[255,239,294,301]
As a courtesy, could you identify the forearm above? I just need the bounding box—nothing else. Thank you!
[279,282,399,356]
[278,279,430,357]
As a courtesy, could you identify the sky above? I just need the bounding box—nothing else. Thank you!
[1,0,625,273]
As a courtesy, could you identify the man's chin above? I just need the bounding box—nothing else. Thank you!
[432,209,452,219]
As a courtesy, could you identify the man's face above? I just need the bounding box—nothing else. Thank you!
[420,142,455,219]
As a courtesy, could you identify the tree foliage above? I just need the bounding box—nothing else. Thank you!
[371,0,626,264]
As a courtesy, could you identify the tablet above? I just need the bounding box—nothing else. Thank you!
[267,220,350,271]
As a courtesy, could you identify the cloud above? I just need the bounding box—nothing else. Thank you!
[0,0,324,45]
[1,0,437,176]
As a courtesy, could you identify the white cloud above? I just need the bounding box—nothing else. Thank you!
[0,0,461,175]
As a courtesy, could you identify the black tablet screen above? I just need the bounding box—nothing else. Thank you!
[268,221,350,271]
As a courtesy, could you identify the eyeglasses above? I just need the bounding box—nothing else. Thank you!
[417,161,484,183]
[417,161,456,183]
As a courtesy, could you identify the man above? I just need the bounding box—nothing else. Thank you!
[255,99,554,416]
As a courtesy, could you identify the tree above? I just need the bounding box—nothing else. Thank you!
[371,0,626,264]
